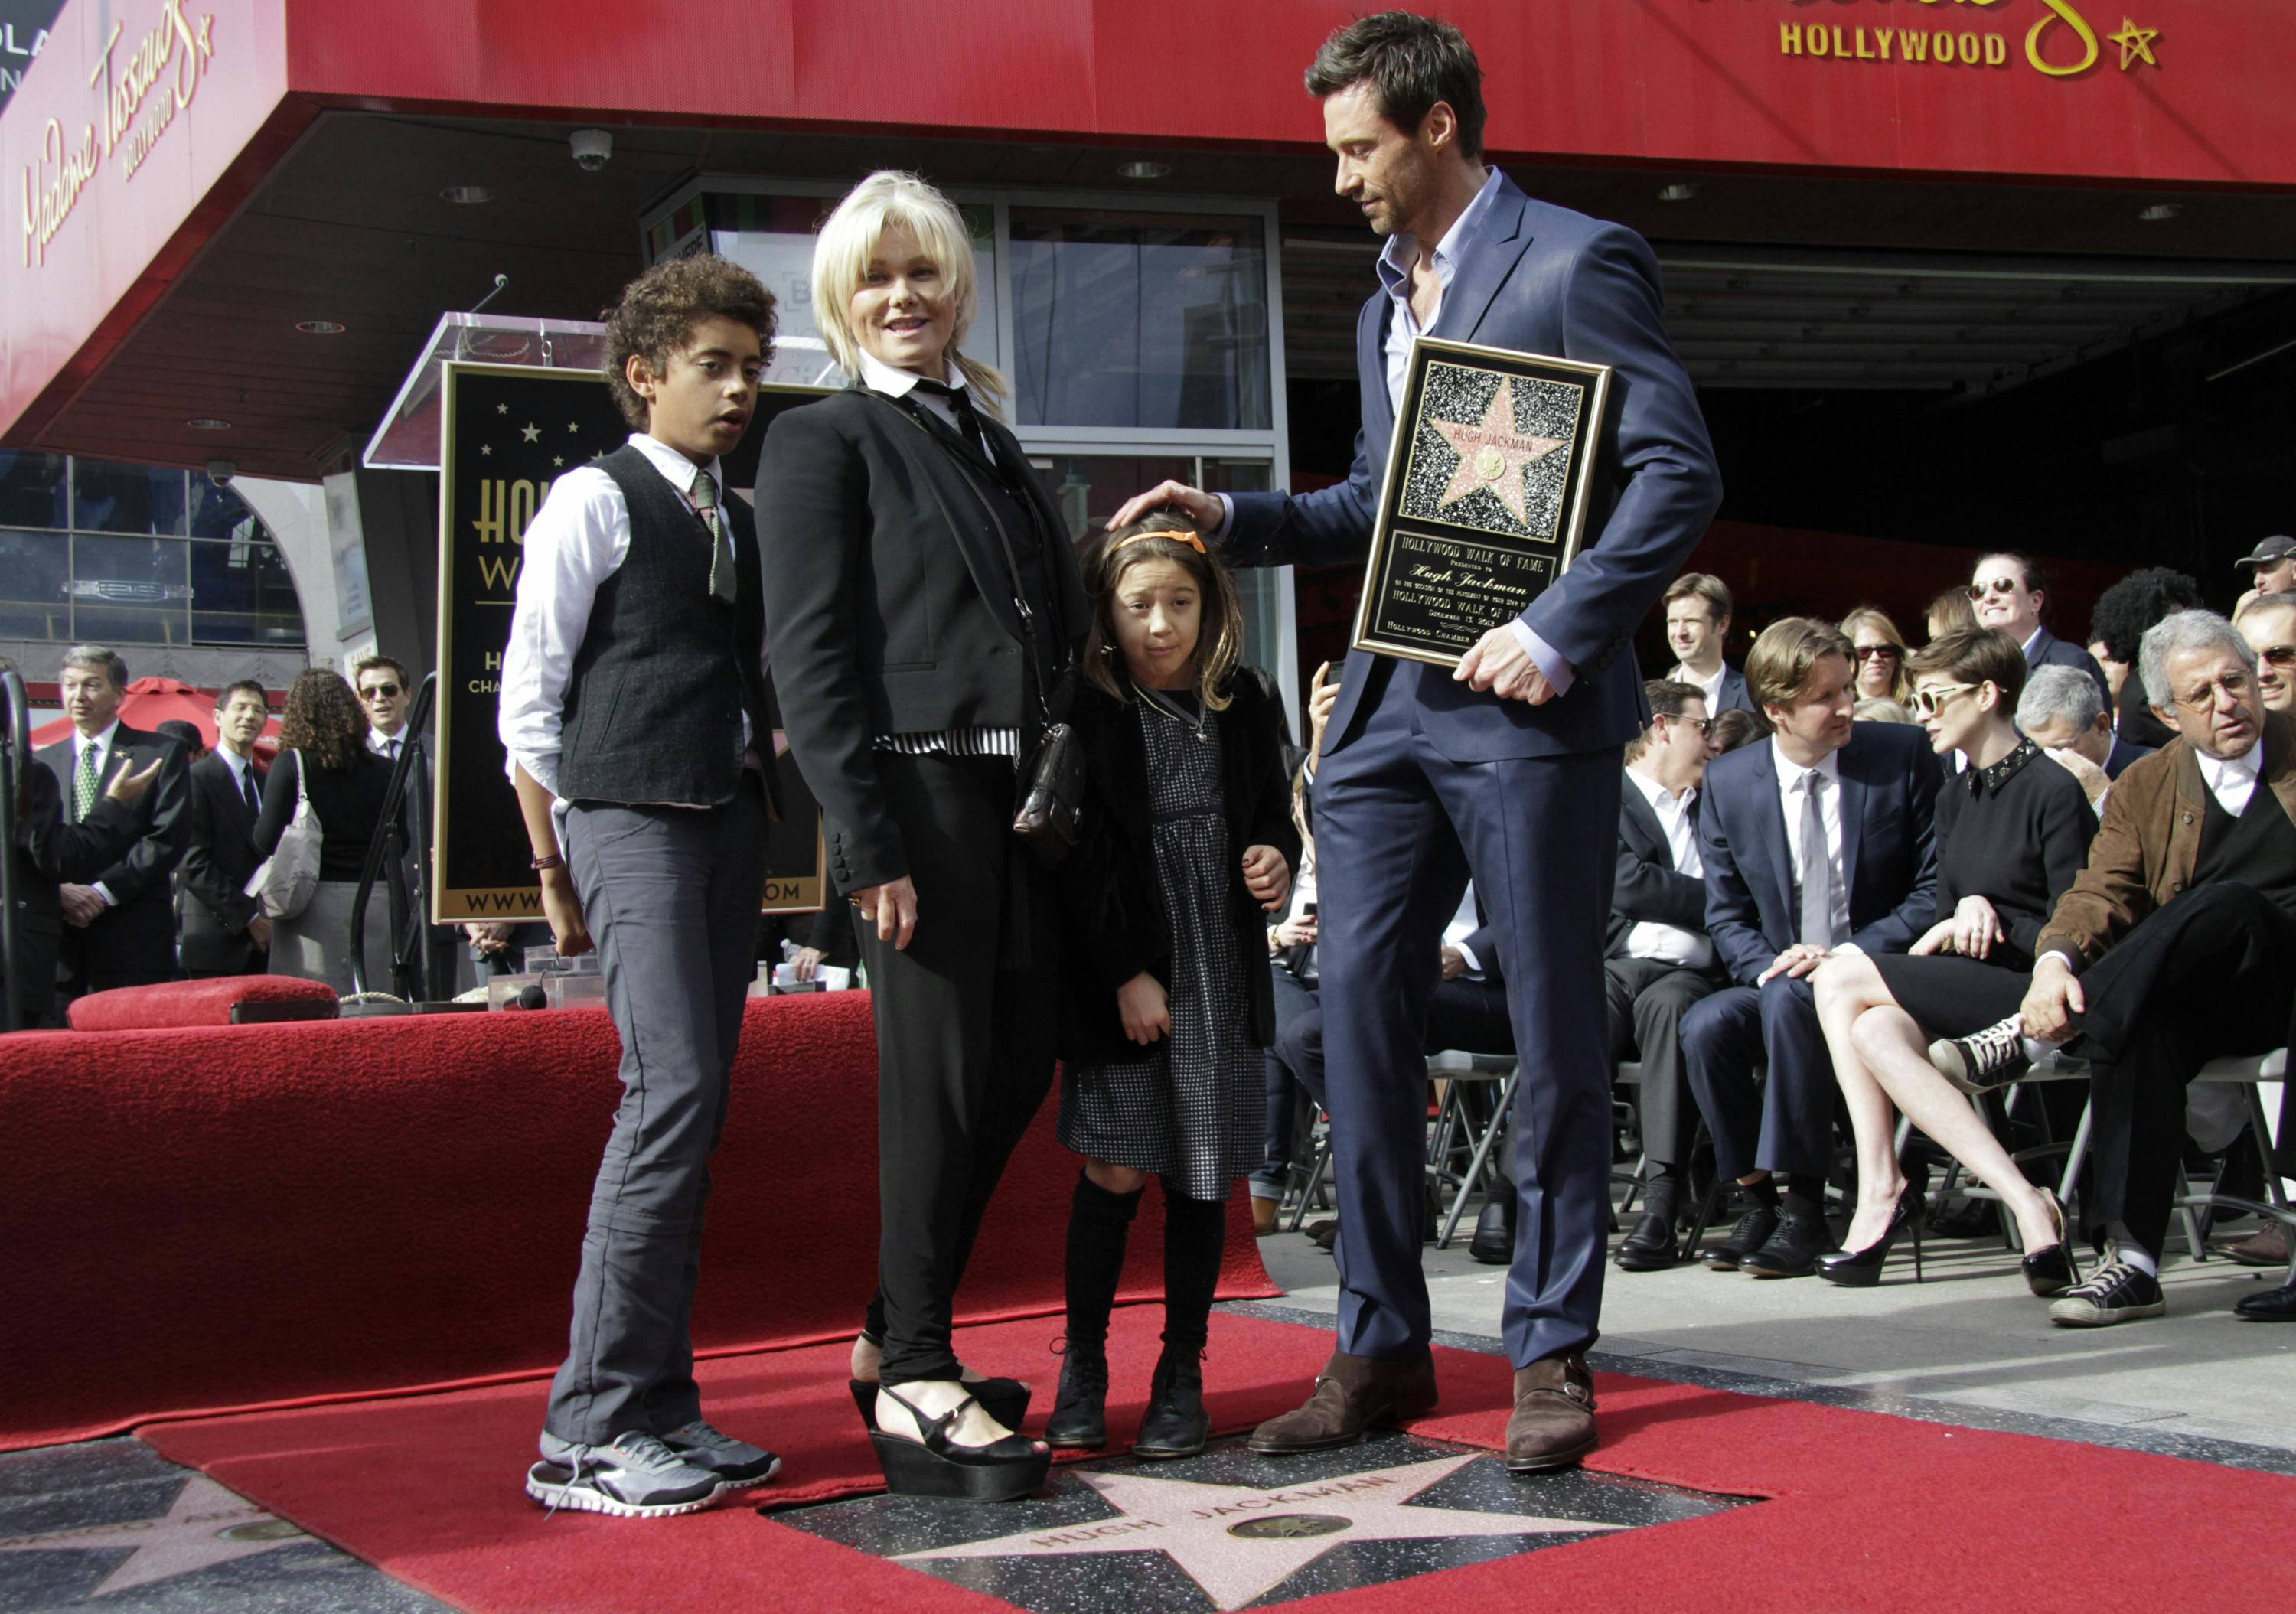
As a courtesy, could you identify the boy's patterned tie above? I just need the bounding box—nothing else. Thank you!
[690,468,736,605]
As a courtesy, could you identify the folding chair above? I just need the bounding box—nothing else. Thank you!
[1427,1050,1520,1249]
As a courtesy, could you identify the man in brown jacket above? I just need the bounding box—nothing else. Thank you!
[1933,609,2296,1326]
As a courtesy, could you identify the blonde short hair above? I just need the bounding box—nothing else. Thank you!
[811,171,1008,412]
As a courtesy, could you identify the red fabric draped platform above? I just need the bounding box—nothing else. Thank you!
[0,993,1274,1453]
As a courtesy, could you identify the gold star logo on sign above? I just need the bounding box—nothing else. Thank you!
[1430,376,1567,530]
[520,422,542,443]
[2108,18,2158,69]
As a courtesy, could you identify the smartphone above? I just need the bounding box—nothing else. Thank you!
[1303,902,1317,919]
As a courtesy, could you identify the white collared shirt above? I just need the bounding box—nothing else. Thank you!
[1622,765,1714,968]
[69,719,122,905]
[2196,735,2263,817]
[1771,739,1854,950]
[1671,661,1726,715]
[368,727,406,761]
[218,745,261,807]
[498,432,745,798]
[856,350,967,433]
[1442,883,1487,980]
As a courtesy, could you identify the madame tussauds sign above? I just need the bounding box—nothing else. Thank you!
[21,0,215,268]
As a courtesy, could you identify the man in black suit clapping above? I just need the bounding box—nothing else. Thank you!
[178,679,273,977]
[34,646,191,1000]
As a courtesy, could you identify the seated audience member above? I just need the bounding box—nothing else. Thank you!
[1968,552,2112,709]
[1925,586,1977,644]
[2237,592,2296,715]
[34,645,191,999]
[788,895,862,981]
[2089,566,2202,751]
[256,669,403,996]
[1662,573,1756,715]
[1607,680,1727,1271]
[178,680,274,978]
[9,752,164,1027]
[1854,699,1913,725]
[2019,664,2151,815]
[1708,706,1769,754]
[1811,631,2096,1289]
[1936,611,2296,1326]
[1841,607,1912,716]
[1678,618,1940,1278]
[2236,533,2296,599]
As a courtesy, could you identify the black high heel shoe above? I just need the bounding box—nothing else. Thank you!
[869,1384,1052,1502]
[1815,1179,1925,1287]
[847,1329,1032,1435]
[2020,1187,2084,1297]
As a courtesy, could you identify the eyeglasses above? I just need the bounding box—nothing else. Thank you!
[1966,578,2022,600]
[1853,643,1902,661]
[2173,671,2253,711]
[1671,716,1716,738]
[2255,644,2296,670]
[360,683,402,700]
[1909,683,1979,719]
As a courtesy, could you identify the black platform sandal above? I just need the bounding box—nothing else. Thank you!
[869,1384,1051,1502]
[848,1332,1032,1434]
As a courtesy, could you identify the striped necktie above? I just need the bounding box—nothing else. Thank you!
[690,468,736,605]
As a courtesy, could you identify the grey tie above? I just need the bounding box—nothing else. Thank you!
[690,468,736,605]
[1797,771,1835,947]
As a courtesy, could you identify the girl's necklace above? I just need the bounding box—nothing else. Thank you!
[1132,680,1209,744]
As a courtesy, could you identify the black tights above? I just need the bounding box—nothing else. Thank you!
[1063,1170,1226,1357]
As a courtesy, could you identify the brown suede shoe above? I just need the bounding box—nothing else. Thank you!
[1247,1349,1440,1454]
[1251,1196,1281,1237]
[1505,1353,1597,1473]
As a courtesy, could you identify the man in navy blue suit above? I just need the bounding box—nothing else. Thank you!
[1110,13,1720,1472]
[1971,551,2111,710]
[1680,619,1939,1278]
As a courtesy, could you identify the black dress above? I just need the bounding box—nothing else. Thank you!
[1872,739,2097,1035]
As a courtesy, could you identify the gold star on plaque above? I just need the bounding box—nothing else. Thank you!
[520,422,541,443]
[552,455,564,468]
[1430,376,1566,530]
[568,421,580,432]
[2108,18,2158,69]
[478,444,492,456]
[495,403,508,415]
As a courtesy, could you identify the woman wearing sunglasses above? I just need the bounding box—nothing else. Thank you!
[1839,607,1913,714]
[1808,628,2096,1287]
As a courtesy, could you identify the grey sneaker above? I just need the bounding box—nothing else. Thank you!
[2047,1248,2167,1328]
[660,1419,781,1488]
[1929,1015,2030,1092]
[527,1430,725,1518]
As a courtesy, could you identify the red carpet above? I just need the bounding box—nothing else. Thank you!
[0,992,1272,1451]
[141,1306,2296,1613]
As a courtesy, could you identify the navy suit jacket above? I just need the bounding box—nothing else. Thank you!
[1697,722,1941,988]
[2103,732,2153,781]
[1224,171,1722,762]
[2027,627,2112,711]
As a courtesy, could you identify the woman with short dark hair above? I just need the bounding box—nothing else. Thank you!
[256,667,399,994]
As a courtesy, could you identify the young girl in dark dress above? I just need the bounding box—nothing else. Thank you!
[1812,629,2097,1289]
[1046,512,1299,1460]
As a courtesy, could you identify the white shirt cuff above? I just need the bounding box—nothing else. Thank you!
[1453,940,1484,980]
[93,882,117,907]
[1508,621,1575,695]
[1831,941,1861,959]
[1208,493,1235,544]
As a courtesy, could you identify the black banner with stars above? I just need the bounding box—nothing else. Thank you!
[432,361,832,922]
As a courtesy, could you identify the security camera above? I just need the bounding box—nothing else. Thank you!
[205,459,236,488]
[570,129,612,172]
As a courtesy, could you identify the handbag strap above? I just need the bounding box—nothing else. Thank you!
[292,748,311,808]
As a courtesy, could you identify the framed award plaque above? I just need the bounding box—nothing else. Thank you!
[1351,336,1612,668]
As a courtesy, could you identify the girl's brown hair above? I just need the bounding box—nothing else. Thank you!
[1081,509,1247,709]
[277,667,367,771]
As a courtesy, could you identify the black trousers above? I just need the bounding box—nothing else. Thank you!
[2074,883,2296,1259]
[856,754,1059,1384]
[1604,955,1725,1169]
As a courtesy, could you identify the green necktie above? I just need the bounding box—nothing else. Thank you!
[73,742,100,822]
[690,468,736,605]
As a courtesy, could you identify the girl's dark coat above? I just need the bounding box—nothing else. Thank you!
[1055,672,1302,1068]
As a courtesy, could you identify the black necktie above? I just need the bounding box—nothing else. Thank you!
[241,764,261,815]
[911,377,989,459]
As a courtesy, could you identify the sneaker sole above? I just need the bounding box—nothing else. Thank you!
[2048,1299,2167,1327]
[523,1464,725,1518]
[696,1456,781,1490]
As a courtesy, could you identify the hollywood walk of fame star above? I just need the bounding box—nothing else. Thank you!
[0,1475,305,1598]
[2108,18,2158,70]
[520,422,543,443]
[897,1452,1623,1612]
[1429,376,1565,530]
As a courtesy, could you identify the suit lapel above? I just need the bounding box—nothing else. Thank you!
[1835,745,1869,905]
[1358,295,1394,465]
[1745,750,1796,926]
[863,390,1022,644]
[1619,780,1668,868]
[1431,174,1534,348]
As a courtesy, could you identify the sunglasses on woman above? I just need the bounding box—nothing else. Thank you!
[1853,643,1901,661]
[1909,683,1980,719]
[1966,577,2021,600]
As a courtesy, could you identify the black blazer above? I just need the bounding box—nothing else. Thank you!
[1609,774,1711,957]
[1055,675,1302,1066]
[178,750,266,973]
[756,387,1091,892]
[33,723,191,986]
[9,761,148,1022]
[2027,627,2112,711]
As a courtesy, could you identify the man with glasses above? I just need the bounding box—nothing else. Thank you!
[1936,610,2296,1325]
[2234,535,2296,600]
[355,656,414,761]
[2017,665,2154,817]
[2237,592,2296,716]
[1968,553,2111,709]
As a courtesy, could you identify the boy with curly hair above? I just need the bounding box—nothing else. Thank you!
[500,253,783,1517]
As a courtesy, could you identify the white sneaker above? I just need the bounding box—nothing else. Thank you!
[527,1430,725,1518]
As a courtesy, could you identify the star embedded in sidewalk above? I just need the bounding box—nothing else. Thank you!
[2108,18,2158,69]
[1430,376,1566,530]
[898,1452,1622,1612]
[0,1475,305,1597]
[520,422,542,443]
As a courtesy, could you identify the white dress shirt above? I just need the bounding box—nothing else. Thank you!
[70,720,122,905]
[498,432,748,800]
[1669,661,1726,715]
[856,350,965,429]
[368,727,406,762]
[219,745,261,810]
[2196,735,2263,817]
[1770,739,1854,950]
[1622,765,1714,968]
[1442,884,1487,980]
